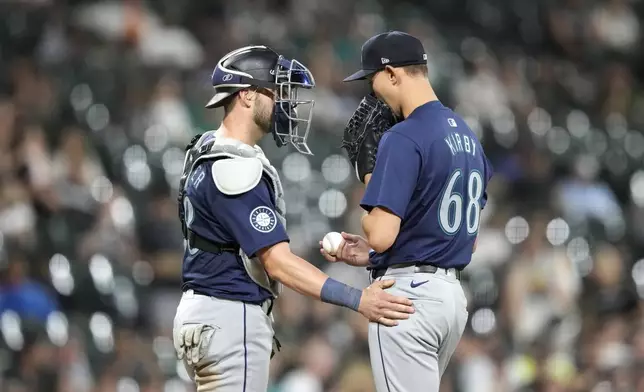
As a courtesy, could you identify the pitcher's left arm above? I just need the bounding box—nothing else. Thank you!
[360,132,421,253]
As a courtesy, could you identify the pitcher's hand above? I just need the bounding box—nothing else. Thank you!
[319,232,371,267]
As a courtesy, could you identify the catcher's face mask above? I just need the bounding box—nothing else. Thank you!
[270,57,316,155]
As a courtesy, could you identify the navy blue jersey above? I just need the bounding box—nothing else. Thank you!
[181,160,288,303]
[361,100,493,270]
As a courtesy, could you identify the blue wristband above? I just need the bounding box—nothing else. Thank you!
[320,278,362,312]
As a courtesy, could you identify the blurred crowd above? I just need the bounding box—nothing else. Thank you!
[1,0,644,391]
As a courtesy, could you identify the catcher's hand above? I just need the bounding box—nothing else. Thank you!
[342,94,397,183]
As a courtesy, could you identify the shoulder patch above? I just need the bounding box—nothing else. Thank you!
[249,206,277,233]
[211,157,263,195]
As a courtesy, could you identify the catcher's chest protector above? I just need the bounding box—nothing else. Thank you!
[179,131,284,298]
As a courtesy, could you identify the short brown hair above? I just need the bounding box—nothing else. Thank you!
[403,64,428,78]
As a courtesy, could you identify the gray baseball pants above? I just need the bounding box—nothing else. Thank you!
[368,266,468,392]
[173,290,274,391]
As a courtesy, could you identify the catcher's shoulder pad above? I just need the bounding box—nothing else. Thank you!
[211,157,263,196]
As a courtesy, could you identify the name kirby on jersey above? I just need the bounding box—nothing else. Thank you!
[444,130,477,157]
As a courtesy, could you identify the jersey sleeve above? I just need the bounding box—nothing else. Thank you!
[207,175,289,257]
[481,155,494,209]
[360,131,421,218]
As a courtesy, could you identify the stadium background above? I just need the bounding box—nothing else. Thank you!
[1,0,644,391]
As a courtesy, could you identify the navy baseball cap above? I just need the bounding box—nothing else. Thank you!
[344,31,427,82]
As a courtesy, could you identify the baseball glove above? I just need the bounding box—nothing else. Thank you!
[341,94,397,183]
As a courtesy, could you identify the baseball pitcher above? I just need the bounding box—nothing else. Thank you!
[172,45,414,392]
[321,32,494,392]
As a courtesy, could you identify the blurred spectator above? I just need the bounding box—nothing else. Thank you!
[555,155,625,240]
[0,247,57,324]
[502,213,582,348]
[583,244,638,317]
[145,75,193,145]
[278,334,337,392]
[590,0,640,54]
[332,360,375,392]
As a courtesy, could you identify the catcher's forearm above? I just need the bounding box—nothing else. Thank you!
[259,243,361,310]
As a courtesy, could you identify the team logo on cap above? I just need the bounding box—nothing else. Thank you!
[381,58,390,64]
[222,73,233,82]
[250,206,277,233]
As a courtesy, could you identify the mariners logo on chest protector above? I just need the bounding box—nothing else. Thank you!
[250,206,277,233]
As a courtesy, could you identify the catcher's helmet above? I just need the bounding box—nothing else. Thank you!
[206,45,316,155]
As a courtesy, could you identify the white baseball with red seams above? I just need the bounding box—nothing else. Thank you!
[322,232,344,255]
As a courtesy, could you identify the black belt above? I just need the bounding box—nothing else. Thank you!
[371,263,462,280]
[189,289,274,314]
[188,230,240,254]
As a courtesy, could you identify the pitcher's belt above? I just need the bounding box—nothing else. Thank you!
[371,263,462,280]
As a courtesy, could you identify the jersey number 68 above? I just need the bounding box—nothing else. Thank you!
[438,170,483,236]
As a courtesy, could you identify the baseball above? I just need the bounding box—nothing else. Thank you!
[322,232,344,255]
